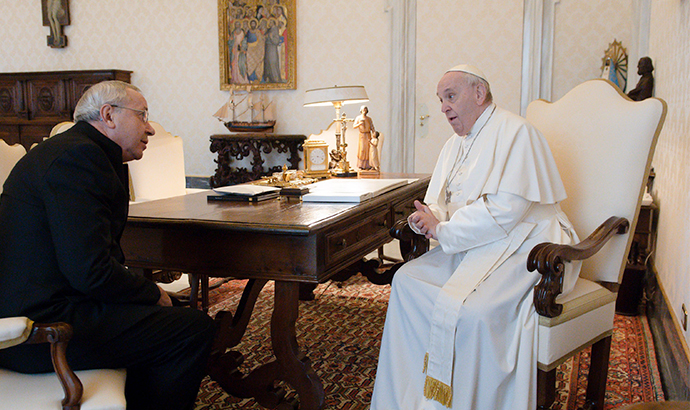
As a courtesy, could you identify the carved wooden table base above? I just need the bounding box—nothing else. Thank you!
[207,279,325,410]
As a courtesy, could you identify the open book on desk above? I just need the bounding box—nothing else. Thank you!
[302,178,412,203]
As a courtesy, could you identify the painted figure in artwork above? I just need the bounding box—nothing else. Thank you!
[263,18,282,83]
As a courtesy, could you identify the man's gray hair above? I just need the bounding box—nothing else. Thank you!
[73,80,142,122]
[463,73,493,104]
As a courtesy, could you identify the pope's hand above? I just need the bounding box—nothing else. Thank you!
[409,200,439,240]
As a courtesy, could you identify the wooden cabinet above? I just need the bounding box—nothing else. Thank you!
[616,204,656,315]
[0,70,131,150]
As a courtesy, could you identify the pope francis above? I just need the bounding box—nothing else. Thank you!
[370,65,581,409]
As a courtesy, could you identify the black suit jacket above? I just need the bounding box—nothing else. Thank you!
[0,121,160,326]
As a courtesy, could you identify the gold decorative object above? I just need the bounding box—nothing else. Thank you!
[252,165,317,188]
[303,85,369,177]
[601,39,628,91]
[303,139,330,178]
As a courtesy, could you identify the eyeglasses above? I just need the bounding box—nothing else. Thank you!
[110,104,149,122]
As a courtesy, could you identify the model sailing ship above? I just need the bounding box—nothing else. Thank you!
[213,86,276,133]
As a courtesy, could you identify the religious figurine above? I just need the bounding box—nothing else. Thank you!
[627,57,655,101]
[601,57,619,87]
[369,131,381,171]
[353,105,376,170]
[43,0,69,48]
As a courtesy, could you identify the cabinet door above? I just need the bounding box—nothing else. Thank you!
[0,79,25,119]
[0,80,25,146]
[26,78,68,122]
[68,72,129,112]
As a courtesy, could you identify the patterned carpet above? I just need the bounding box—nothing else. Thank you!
[193,275,664,409]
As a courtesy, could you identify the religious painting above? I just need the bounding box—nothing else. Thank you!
[41,0,70,48]
[218,0,296,91]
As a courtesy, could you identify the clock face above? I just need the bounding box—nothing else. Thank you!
[309,148,326,165]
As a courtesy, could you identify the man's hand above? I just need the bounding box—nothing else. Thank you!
[156,285,173,307]
[408,200,439,240]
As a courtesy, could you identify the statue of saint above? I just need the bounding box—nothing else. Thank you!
[627,57,655,101]
[353,105,376,170]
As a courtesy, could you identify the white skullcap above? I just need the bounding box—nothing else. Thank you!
[446,64,489,84]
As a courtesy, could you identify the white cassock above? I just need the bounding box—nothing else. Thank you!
[371,104,581,410]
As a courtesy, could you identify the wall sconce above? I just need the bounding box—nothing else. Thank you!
[304,85,368,177]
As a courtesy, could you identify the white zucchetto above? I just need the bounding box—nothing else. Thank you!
[446,64,489,84]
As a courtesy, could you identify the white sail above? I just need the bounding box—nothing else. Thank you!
[213,87,275,129]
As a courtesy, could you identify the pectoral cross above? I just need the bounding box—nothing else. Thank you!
[42,0,70,48]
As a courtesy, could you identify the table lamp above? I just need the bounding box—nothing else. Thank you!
[304,85,368,177]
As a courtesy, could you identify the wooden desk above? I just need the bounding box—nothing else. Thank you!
[121,174,430,409]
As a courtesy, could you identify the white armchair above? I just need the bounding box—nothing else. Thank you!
[525,79,666,409]
[0,317,126,410]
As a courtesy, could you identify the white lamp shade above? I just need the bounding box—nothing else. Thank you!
[303,85,369,107]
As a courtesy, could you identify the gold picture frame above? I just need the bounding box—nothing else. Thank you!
[218,0,296,91]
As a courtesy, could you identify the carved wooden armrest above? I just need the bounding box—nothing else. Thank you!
[359,220,430,286]
[527,216,630,318]
[389,219,430,262]
[25,322,83,410]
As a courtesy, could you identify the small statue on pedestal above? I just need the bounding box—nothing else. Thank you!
[353,105,377,172]
[627,57,655,101]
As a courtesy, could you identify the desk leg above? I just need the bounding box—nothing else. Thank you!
[272,281,325,410]
[208,280,325,410]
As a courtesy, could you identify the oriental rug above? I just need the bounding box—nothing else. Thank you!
[193,275,664,409]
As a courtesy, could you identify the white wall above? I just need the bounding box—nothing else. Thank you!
[649,0,690,349]
[552,0,633,100]
[0,0,392,177]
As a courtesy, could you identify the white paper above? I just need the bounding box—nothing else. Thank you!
[302,178,409,203]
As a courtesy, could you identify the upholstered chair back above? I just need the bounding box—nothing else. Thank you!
[127,121,187,202]
[526,79,666,284]
[49,121,76,138]
[0,140,27,195]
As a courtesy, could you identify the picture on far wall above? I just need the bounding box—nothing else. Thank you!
[218,0,296,91]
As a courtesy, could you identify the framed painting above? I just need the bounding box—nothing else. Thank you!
[218,0,296,91]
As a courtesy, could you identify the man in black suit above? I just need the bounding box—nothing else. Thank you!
[0,81,216,410]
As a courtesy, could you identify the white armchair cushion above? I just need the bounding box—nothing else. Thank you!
[0,317,32,349]
[537,277,617,370]
[0,368,126,410]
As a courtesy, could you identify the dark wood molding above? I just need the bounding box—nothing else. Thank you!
[645,263,690,400]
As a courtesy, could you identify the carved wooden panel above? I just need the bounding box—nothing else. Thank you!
[209,133,306,187]
[0,70,131,150]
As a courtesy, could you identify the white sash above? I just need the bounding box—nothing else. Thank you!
[423,221,535,407]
